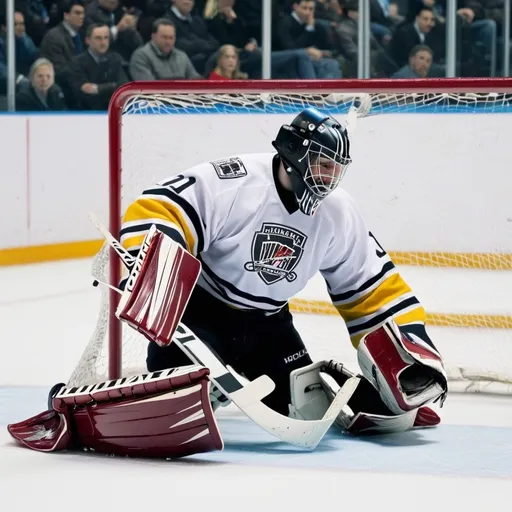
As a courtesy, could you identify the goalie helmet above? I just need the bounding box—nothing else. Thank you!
[272,107,352,215]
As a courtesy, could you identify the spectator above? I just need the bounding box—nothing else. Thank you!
[228,0,285,42]
[16,58,67,110]
[370,0,404,44]
[85,0,143,63]
[208,43,247,79]
[390,6,440,68]
[66,22,128,110]
[334,1,398,77]
[39,0,85,86]
[315,0,343,22]
[166,0,220,74]
[130,18,201,79]
[0,11,38,92]
[203,0,323,79]
[14,0,50,46]
[391,43,433,77]
[274,0,342,78]
[204,0,249,48]
[412,0,497,76]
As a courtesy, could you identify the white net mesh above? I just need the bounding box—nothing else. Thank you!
[68,242,148,386]
[68,86,512,395]
[122,91,512,115]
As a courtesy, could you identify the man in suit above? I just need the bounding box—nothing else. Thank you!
[39,0,85,86]
[390,6,438,67]
[274,0,342,78]
[66,22,128,110]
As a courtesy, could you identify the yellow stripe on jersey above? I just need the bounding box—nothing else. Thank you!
[334,273,412,322]
[346,305,426,347]
[121,234,146,253]
[394,306,427,327]
[334,272,425,348]
[122,198,197,253]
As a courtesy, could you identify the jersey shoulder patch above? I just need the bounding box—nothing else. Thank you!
[210,156,248,179]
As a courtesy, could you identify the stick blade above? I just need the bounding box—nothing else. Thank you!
[231,376,360,450]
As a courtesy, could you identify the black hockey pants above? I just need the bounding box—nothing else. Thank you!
[146,286,313,416]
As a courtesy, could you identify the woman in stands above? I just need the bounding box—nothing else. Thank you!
[208,44,248,80]
[16,58,67,111]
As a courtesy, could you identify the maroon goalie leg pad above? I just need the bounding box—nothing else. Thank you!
[8,409,72,452]
[70,377,223,458]
[8,366,224,459]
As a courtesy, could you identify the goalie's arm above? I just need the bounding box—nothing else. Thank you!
[120,171,214,259]
[320,193,446,415]
[320,192,429,349]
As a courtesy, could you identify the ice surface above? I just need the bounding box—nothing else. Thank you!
[0,260,511,509]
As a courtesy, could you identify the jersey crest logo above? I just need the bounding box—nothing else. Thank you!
[210,157,247,179]
[244,223,307,285]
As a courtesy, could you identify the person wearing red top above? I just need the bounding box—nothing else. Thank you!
[208,44,247,79]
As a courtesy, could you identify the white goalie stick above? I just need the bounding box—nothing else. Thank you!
[88,212,136,272]
[172,323,360,450]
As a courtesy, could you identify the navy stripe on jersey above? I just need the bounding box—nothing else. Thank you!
[198,272,231,301]
[199,274,280,311]
[329,260,396,303]
[120,221,188,251]
[200,257,288,309]
[142,187,205,254]
[119,222,154,238]
[347,296,421,336]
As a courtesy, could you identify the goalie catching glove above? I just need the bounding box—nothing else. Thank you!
[288,318,447,436]
[288,356,442,436]
[7,365,223,458]
[357,318,447,416]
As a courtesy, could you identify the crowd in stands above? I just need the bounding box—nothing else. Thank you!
[0,0,507,111]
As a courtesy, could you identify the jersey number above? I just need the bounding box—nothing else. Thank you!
[161,175,196,194]
[369,232,387,258]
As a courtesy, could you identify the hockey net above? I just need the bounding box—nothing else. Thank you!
[68,79,512,395]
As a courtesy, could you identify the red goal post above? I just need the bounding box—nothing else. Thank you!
[74,78,512,393]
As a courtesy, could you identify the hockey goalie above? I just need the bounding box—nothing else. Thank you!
[8,227,446,458]
[8,107,448,458]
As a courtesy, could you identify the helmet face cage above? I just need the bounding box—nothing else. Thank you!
[300,140,351,198]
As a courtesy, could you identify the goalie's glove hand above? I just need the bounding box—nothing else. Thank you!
[358,319,447,415]
[400,363,444,396]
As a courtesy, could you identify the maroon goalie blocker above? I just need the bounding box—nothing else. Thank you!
[115,225,202,348]
[8,366,223,458]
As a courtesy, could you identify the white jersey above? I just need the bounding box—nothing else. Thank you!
[120,152,426,345]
